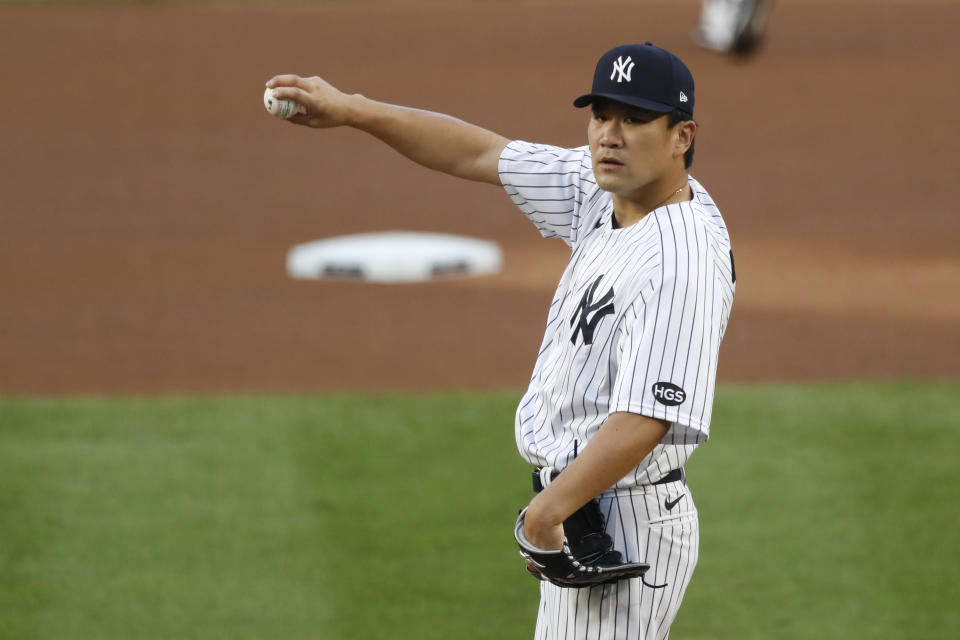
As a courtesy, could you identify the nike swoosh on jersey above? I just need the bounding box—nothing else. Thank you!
[664,496,683,511]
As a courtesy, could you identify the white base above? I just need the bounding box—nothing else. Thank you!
[286,231,502,283]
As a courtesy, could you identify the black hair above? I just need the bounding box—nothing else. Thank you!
[666,110,696,169]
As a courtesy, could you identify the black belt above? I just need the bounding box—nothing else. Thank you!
[533,467,684,493]
[652,468,684,485]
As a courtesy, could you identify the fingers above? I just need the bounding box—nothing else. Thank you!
[265,74,312,90]
[264,74,348,129]
[269,85,309,104]
[265,75,329,109]
[265,72,313,101]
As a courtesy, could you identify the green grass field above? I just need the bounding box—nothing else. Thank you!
[1,383,958,639]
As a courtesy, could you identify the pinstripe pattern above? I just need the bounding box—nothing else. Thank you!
[499,140,732,639]
[499,141,735,489]
[533,482,699,640]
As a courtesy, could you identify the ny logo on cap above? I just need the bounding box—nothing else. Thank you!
[610,56,635,83]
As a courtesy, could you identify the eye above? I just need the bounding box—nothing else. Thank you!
[625,111,660,125]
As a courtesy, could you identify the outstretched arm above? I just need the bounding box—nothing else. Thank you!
[266,75,509,185]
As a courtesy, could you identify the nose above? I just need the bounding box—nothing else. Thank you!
[598,119,623,148]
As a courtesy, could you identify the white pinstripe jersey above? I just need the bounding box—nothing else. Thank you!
[499,140,736,489]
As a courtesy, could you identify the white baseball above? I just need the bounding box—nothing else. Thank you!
[263,87,303,119]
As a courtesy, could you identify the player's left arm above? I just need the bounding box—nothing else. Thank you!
[523,412,668,550]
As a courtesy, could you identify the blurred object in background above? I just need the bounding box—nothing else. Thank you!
[694,0,775,56]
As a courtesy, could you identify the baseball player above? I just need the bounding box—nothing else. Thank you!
[694,0,774,55]
[267,42,735,639]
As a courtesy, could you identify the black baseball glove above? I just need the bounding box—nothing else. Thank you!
[514,501,649,588]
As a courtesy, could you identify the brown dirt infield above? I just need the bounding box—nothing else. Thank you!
[1,1,957,395]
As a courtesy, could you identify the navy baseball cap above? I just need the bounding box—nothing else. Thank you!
[573,43,695,116]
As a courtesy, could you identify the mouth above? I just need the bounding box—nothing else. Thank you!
[597,156,624,169]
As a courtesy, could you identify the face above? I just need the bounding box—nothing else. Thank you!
[587,99,689,197]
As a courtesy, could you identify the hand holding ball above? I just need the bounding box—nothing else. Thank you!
[263,88,304,119]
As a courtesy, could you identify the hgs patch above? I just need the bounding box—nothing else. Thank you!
[652,382,686,406]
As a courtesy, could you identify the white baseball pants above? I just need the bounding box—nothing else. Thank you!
[533,480,699,640]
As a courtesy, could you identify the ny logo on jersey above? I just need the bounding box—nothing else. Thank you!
[570,275,615,346]
[610,56,635,83]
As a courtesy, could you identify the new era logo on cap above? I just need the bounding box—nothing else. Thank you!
[573,43,695,116]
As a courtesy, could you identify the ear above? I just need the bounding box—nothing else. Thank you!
[674,120,697,159]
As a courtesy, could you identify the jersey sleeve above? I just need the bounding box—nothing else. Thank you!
[498,140,595,247]
[608,208,725,443]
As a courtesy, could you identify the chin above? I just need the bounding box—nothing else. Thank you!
[594,174,621,193]
[597,179,636,197]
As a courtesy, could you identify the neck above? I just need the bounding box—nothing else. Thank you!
[612,173,690,228]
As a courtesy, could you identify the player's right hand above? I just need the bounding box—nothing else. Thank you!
[265,75,352,129]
